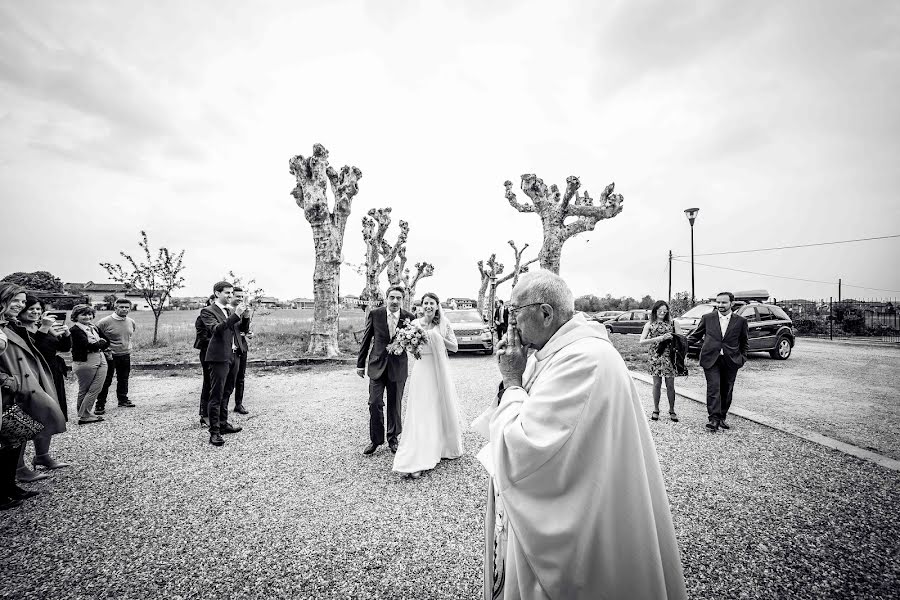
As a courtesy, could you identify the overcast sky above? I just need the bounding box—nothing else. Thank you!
[1,0,898,304]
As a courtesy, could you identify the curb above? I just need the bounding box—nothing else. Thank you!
[132,357,357,371]
[629,370,900,473]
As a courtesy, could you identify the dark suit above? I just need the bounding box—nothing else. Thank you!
[199,304,241,434]
[493,306,509,340]
[194,314,211,417]
[356,307,415,446]
[232,316,250,409]
[687,311,749,424]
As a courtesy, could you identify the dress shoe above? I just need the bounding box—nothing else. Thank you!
[718,420,730,430]
[209,433,225,446]
[705,420,719,432]
[389,443,398,454]
[33,454,71,470]
[233,405,249,415]
[94,406,106,415]
[409,471,422,480]
[0,496,23,510]
[220,423,243,434]
[16,466,49,483]
[78,415,103,424]
[11,486,39,500]
[362,443,380,455]
[200,416,210,427]
[118,401,136,408]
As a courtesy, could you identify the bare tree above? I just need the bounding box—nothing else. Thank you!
[383,244,435,310]
[495,240,539,295]
[361,208,408,310]
[476,254,504,312]
[100,230,186,344]
[403,261,434,309]
[504,174,624,273]
[289,144,362,357]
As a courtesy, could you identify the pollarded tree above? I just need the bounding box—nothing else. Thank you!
[495,240,539,296]
[476,254,504,312]
[289,144,362,357]
[383,244,435,310]
[504,174,624,273]
[100,230,185,344]
[361,208,408,311]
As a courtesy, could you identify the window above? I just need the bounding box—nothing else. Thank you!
[770,306,790,321]
[618,313,632,321]
[635,311,649,321]
[756,306,776,321]
[739,306,758,321]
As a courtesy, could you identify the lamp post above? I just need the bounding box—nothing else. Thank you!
[684,208,700,306]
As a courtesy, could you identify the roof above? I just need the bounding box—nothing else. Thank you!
[258,296,279,303]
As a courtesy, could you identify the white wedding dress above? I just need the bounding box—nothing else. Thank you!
[392,317,465,474]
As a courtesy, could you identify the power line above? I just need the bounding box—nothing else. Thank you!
[670,258,900,294]
[672,233,900,258]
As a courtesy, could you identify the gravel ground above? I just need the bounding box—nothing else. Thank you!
[1,354,898,599]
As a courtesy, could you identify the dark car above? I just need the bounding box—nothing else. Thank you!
[605,309,651,334]
[590,310,625,324]
[444,309,493,354]
[680,302,795,360]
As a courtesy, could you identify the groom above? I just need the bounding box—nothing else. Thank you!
[356,285,416,455]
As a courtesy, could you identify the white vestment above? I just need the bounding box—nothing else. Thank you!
[473,314,687,600]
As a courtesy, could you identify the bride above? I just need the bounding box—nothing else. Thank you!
[393,292,464,479]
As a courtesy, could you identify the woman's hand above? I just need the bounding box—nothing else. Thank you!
[661,332,673,341]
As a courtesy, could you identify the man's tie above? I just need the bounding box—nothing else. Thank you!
[389,312,396,337]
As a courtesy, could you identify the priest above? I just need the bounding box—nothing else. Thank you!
[473,271,687,599]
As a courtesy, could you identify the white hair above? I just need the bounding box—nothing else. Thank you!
[513,270,575,320]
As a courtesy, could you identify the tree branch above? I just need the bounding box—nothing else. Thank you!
[504,180,535,213]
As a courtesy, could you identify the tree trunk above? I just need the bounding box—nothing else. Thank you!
[307,244,341,357]
[478,277,490,312]
[152,312,160,344]
[539,229,564,274]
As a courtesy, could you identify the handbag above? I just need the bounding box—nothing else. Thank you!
[0,403,44,448]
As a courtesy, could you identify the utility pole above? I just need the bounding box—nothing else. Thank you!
[668,250,672,304]
[838,278,842,302]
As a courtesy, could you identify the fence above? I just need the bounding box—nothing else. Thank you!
[774,298,899,343]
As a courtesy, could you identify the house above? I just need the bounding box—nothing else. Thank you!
[290,297,315,310]
[446,297,477,309]
[64,281,170,311]
[256,296,281,309]
[341,295,362,309]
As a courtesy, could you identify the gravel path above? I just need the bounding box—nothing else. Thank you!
[1,355,898,599]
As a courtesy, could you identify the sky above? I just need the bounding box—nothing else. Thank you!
[1,0,898,304]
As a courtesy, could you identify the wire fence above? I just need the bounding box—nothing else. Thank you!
[774,298,899,343]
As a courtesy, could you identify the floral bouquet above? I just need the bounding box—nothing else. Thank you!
[387,319,429,359]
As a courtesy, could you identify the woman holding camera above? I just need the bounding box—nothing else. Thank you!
[69,304,109,424]
[0,283,67,500]
[18,295,71,420]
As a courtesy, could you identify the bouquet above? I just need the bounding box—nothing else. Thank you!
[387,320,429,359]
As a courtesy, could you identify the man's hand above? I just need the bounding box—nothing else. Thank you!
[234,302,247,317]
[497,325,527,389]
[356,368,365,378]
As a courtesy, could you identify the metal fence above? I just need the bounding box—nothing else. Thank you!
[774,298,899,343]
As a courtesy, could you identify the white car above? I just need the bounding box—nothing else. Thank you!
[444,309,494,354]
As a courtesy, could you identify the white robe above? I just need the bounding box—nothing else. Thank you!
[473,314,687,600]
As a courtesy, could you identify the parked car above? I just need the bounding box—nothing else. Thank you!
[590,310,625,324]
[444,309,493,354]
[677,302,795,360]
[605,309,651,334]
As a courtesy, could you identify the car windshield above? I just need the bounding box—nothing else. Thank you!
[680,304,716,319]
[444,310,484,324]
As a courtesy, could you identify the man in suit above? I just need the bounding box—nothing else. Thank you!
[687,291,750,432]
[230,287,251,415]
[199,281,246,446]
[493,299,509,341]
[194,295,215,427]
[356,285,416,455]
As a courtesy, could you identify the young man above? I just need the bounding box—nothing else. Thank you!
[96,298,137,413]
[199,281,246,446]
[230,287,251,415]
[193,295,215,427]
[687,291,750,432]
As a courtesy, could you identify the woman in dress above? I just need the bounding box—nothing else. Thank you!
[68,304,109,425]
[639,300,679,422]
[392,292,464,479]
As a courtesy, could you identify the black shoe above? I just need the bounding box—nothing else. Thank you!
[118,401,136,408]
[389,443,398,454]
[209,433,225,446]
[363,443,380,455]
[705,420,718,431]
[94,406,106,415]
[200,416,210,427]
[220,423,243,434]
[11,486,39,500]
[718,420,730,430]
[0,496,23,510]
[233,405,249,415]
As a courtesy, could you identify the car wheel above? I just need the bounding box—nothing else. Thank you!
[770,336,792,360]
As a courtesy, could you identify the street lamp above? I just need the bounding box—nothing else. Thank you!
[684,207,700,306]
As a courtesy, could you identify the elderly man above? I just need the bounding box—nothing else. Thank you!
[473,271,686,600]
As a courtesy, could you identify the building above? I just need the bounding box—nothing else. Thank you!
[290,297,315,310]
[64,281,171,311]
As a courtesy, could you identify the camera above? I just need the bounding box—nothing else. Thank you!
[44,311,68,322]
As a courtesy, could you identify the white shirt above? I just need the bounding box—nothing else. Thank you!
[388,309,400,337]
[718,310,732,354]
[215,301,230,316]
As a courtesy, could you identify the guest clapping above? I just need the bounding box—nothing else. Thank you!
[68,305,110,424]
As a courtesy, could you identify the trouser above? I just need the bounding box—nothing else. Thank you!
[74,353,108,418]
[97,353,131,407]
[233,349,248,407]
[0,443,22,497]
[207,358,239,434]
[368,374,405,446]
[703,355,740,422]
[199,346,211,416]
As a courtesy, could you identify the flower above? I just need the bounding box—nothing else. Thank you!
[387,320,429,359]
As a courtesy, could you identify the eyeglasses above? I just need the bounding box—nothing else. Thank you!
[507,301,545,317]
